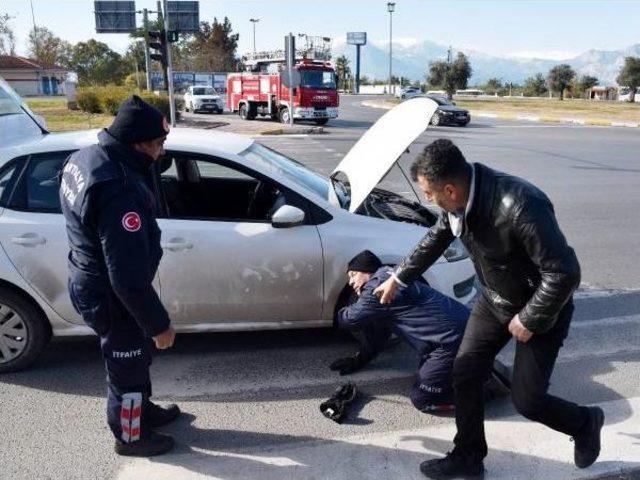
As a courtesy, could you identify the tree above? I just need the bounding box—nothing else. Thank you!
[616,56,640,102]
[0,13,16,55]
[181,17,240,72]
[335,55,351,91]
[484,77,503,95]
[573,75,599,98]
[27,26,72,67]
[523,73,548,97]
[427,52,472,99]
[359,75,372,86]
[547,64,576,100]
[69,39,127,85]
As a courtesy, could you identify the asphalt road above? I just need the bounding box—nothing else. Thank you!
[1,95,639,480]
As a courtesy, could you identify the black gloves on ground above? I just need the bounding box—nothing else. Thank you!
[329,351,372,375]
[320,383,358,423]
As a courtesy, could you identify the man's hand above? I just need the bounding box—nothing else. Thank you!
[508,315,533,343]
[373,276,399,304]
[153,325,176,350]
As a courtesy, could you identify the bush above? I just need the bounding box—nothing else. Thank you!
[77,86,183,120]
[76,89,102,114]
[139,92,183,120]
[124,72,148,90]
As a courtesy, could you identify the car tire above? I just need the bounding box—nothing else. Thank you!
[0,287,51,373]
[279,107,290,124]
[431,112,442,126]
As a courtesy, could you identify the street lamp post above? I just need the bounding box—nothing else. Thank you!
[387,2,395,96]
[250,18,260,54]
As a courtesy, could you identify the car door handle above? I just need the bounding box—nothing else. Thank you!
[11,233,46,246]
[161,238,193,252]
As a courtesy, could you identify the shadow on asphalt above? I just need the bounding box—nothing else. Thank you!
[140,418,640,480]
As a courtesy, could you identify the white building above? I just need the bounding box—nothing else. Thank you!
[0,56,69,97]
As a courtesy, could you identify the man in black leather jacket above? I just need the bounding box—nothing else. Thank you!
[374,139,604,479]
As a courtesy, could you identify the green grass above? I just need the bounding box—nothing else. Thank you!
[26,97,114,132]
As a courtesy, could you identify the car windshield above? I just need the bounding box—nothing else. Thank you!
[300,70,336,89]
[193,87,216,95]
[240,143,331,201]
[430,96,452,106]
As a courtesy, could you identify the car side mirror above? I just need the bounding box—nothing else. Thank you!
[271,205,305,228]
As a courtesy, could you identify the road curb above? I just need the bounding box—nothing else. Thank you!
[361,100,640,129]
[260,126,324,136]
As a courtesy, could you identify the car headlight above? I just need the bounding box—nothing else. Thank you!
[444,238,469,262]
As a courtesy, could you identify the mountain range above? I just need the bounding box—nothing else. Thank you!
[332,39,640,85]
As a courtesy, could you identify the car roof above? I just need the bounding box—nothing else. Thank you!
[0,127,255,165]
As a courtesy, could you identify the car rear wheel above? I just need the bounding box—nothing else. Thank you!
[0,288,51,373]
[431,112,442,126]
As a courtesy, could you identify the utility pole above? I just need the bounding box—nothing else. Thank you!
[250,18,259,54]
[142,8,152,91]
[162,0,176,126]
[387,2,395,96]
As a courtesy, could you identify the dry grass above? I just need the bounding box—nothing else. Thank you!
[455,97,640,123]
[26,97,113,132]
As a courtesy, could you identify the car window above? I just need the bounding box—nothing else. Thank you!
[9,152,71,213]
[0,160,21,207]
[159,154,283,222]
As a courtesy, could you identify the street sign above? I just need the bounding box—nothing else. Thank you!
[167,1,200,33]
[347,32,367,46]
[94,1,136,33]
[167,30,179,42]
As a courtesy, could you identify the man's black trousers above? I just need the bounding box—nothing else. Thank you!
[452,292,589,459]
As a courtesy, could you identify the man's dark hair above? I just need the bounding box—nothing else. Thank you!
[410,139,470,185]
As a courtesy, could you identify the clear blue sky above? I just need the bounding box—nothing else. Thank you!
[3,0,640,59]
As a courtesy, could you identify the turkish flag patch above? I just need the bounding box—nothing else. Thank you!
[122,212,142,232]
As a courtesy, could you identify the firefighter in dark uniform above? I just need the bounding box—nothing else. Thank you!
[60,95,179,457]
[332,251,510,412]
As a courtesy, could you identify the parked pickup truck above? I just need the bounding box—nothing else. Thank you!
[183,86,224,114]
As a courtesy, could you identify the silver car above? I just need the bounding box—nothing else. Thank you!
[0,93,475,372]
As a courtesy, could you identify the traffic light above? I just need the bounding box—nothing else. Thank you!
[148,30,167,65]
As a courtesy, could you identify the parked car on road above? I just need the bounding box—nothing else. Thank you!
[183,86,224,114]
[0,96,475,372]
[396,87,422,100]
[426,94,471,126]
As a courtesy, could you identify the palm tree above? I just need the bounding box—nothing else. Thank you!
[335,55,351,92]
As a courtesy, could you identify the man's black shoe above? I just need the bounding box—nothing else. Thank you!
[114,431,174,457]
[573,406,605,468]
[419,451,484,479]
[144,401,181,428]
[329,352,371,375]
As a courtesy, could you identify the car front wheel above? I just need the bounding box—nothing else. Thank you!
[0,288,51,373]
[431,112,442,126]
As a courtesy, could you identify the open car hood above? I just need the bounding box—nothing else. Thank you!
[331,97,438,212]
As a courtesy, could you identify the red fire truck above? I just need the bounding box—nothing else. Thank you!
[227,36,339,125]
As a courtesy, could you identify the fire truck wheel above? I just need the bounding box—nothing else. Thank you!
[239,104,248,120]
[279,107,290,124]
